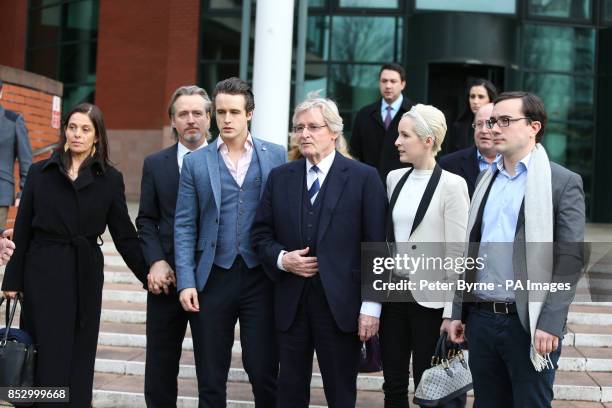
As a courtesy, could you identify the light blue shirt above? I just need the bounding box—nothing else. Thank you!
[474,152,532,301]
[381,94,404,123]
[476,150,497,173]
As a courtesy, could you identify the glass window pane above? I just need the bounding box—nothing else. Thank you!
[331,17,398,62]
[522,25,595,73]
[329,64,380,112]
[28,5,61,47]
[209,0,242,9]
[306,16,330,61]
[523,73,594,122]
[606,0,612,21]
[201,17,243,60]
[309,0,326,7]
[528,0,591,19]
[415,0,516,14]
[63,0,99,42]
[339,0,398,8]
[61,43,98,84]
[27,46,59,79]
[62,84,96,113]
[304,64,328,96]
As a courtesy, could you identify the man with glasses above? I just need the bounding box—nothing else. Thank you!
[449,92,585,407]
[136,85,212,407]
[350,63,414,182]
[439,103,497,197]
[252,96,386,407]
[175,77,286,407]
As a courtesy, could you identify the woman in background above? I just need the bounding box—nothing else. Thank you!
[447,78,497,153]
[2,103,147,407]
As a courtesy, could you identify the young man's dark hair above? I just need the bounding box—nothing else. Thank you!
[212,77,255,113]
[494,91,547,143]
[379,63,406,82]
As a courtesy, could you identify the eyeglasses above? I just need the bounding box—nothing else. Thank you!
[471,121,486,130]
[293,124,328,134]
[485,117,531,129]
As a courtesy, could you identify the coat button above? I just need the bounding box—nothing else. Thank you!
[215,218,218,224]
[412,245,417,250]
[211,242,216,248]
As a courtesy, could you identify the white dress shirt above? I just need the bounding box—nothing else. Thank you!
[217,133,254,187]
[177,140,207,172]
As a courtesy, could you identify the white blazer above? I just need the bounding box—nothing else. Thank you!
[386,167,469,317]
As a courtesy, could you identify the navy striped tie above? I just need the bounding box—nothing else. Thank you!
[308,165,320,204]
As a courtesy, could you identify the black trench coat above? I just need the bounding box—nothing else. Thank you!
[2,153,147,407]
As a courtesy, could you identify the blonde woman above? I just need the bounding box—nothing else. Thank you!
[380,104,469,408]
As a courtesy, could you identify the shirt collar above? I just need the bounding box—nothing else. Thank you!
[216,133,253,152]
[306,150,336,176]
[496,150,532,177]
[177,139,207,157]
[381,93,404,113]
[477,149,499,163]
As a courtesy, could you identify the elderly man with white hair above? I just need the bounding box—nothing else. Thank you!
[252,96,387,407]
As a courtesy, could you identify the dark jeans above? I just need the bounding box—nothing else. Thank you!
[466,306,561,408]
[380,302,466,408]
[189,258,278,408]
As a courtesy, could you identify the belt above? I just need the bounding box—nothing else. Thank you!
[33,231,100,328]
[474,301,517,315]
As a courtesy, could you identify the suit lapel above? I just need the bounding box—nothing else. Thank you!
[410,164,443,237]
[287,159,305,247]
[369,104,385,130]
[253,138,270,198]
[386,168,413,242]
[318,154,349,243]
[205,146,222,214]
[462,146,479,187]
[165,144,180,196]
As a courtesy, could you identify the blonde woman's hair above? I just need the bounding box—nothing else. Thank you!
[402,104,447,156]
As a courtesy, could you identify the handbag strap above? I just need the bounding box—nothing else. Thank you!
[2,295,21,344]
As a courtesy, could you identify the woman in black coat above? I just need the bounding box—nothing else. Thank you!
[2,103,147,407]
[446,78,497,153]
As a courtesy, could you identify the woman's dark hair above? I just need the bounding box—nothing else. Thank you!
[58,103,111,171]
[457,78,498,122]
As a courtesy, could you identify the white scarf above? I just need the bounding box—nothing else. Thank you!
[466,143,554,371]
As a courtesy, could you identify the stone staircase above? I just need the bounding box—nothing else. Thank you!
[1,227,612,407]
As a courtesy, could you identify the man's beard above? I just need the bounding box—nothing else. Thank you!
[183,131,203,143]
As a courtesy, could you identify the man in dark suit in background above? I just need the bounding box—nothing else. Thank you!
[438,103,497,197]
[350,63,413,182]
[252,96,387,407]
[0,80,32,229]
[136,85,211,407]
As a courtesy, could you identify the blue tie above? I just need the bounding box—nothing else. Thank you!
[308,165,320,204]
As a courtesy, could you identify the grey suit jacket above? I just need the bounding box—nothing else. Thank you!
[0,105,32,206]
[453,161,585,338]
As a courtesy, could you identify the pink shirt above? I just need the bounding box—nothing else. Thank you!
[216,134,254,187]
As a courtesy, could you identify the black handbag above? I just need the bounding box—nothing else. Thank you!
[0,295,36,394]
[358,334,383,373]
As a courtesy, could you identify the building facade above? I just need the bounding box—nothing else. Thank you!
[2,0,610,220]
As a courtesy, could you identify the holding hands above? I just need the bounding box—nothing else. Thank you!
[147,260,176,295]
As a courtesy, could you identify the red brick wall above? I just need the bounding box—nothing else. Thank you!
[95,0,200,198]
[0,68,63,228]
[0,0,27,69]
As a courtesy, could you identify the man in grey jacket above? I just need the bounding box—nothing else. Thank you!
[448,92,585,408]
[0,80,32,229]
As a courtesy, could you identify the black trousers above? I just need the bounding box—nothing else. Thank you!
[189,258,278,408]
[380,302,466,408]
[277,276,361,408]
[144,289,190,407]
